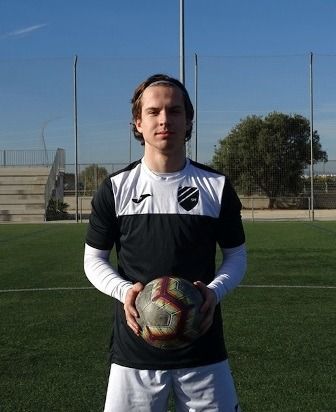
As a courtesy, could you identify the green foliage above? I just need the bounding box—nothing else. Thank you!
[212,112,327,208]
[46,199,69,221]
[80,164,108,195]
[303,175,336,193]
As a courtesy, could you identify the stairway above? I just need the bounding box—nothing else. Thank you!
[0,167,51,222]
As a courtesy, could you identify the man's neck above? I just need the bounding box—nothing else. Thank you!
[143,149,186,173]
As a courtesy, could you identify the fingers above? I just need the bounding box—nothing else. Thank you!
[194,281,216,312]
[124,282,144,335]
[194,281,217,334]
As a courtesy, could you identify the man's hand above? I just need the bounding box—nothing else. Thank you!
[124,282,144,335]
[194,281,217,335]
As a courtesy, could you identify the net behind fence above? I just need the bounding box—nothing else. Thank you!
[1,54,336,221]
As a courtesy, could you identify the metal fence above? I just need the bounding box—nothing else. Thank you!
[0,150,57,167]
[1,53,336,221]
[60,160,336,222]
[44,148,65,208]
[1,54,336,165]
[64,160,336,194]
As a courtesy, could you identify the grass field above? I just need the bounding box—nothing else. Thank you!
[0,221,335,411]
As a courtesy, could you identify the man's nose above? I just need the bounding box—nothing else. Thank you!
[159,110,170,125]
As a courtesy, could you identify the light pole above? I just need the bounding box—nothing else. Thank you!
[40,116,63,166]
[73,55,79,223]
[40,121,49,165]
[194,53,198,162]
[180,0,185,85]
[180,0,192,159]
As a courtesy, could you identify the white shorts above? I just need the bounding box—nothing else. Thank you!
[104,360,241,412]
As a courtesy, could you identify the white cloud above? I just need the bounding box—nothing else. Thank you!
[1,24,47,39]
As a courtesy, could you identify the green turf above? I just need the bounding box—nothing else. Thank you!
[0,222,335,411]
[224,288,335,411]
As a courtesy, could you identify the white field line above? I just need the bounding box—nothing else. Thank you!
[239,284,336,289]
[0,286,94,293]
[0,285,335,293]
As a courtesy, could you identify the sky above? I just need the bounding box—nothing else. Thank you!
[1,0,336,166]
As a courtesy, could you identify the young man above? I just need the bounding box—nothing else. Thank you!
[84,74,247,411]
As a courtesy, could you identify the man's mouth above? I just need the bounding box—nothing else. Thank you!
[156,131,173,137]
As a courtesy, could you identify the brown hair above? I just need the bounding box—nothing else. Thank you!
[131,74,194,145]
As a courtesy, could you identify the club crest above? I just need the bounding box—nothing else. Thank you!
[177,186,199,211]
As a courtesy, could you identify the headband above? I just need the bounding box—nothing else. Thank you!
[147,80,177,88]
[134,79,182,106]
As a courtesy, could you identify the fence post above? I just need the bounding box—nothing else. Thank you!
[73,55,79,223]
[309,52,315,221]
[308,197,311,221]
[251,197,255,222]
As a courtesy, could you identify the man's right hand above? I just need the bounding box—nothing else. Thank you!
[124,282,144,335]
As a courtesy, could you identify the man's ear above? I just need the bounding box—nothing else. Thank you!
[135,118,142,133]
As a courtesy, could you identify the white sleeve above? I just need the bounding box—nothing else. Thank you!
[84,243,133,303]
[207,243,247,303]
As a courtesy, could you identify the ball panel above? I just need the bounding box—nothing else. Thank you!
[135,276,204,350]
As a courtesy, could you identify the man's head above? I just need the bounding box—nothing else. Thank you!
[131,74,194,145]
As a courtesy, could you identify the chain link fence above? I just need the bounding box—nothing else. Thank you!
[60,160,336,222]
[1,54,336,221]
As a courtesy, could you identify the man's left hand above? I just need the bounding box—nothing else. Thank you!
[194,281,217,335]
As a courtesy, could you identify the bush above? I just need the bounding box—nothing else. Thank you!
[46,199,70,221]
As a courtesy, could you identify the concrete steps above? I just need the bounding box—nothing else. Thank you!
[0,167,50,223]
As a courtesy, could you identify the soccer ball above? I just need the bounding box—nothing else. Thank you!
[135,276,204,350]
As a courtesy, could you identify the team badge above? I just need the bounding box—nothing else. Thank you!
[177,186,199,211]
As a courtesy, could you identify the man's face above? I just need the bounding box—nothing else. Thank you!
[135,85,190,155]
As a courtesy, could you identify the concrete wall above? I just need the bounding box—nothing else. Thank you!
[0,167,50,222]
[64,196,92,217]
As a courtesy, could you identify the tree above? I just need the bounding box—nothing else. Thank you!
[80,164,108,195]
[211,112,327,208]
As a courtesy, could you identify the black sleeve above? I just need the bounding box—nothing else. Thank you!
[85,177,118,250]
[216,177,245,248]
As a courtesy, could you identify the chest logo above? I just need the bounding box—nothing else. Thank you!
[177,186,199,211]
[132,194,152,204]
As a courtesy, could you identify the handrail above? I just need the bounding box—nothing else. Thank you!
[44,148,65,214]
[0,150,57,167]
